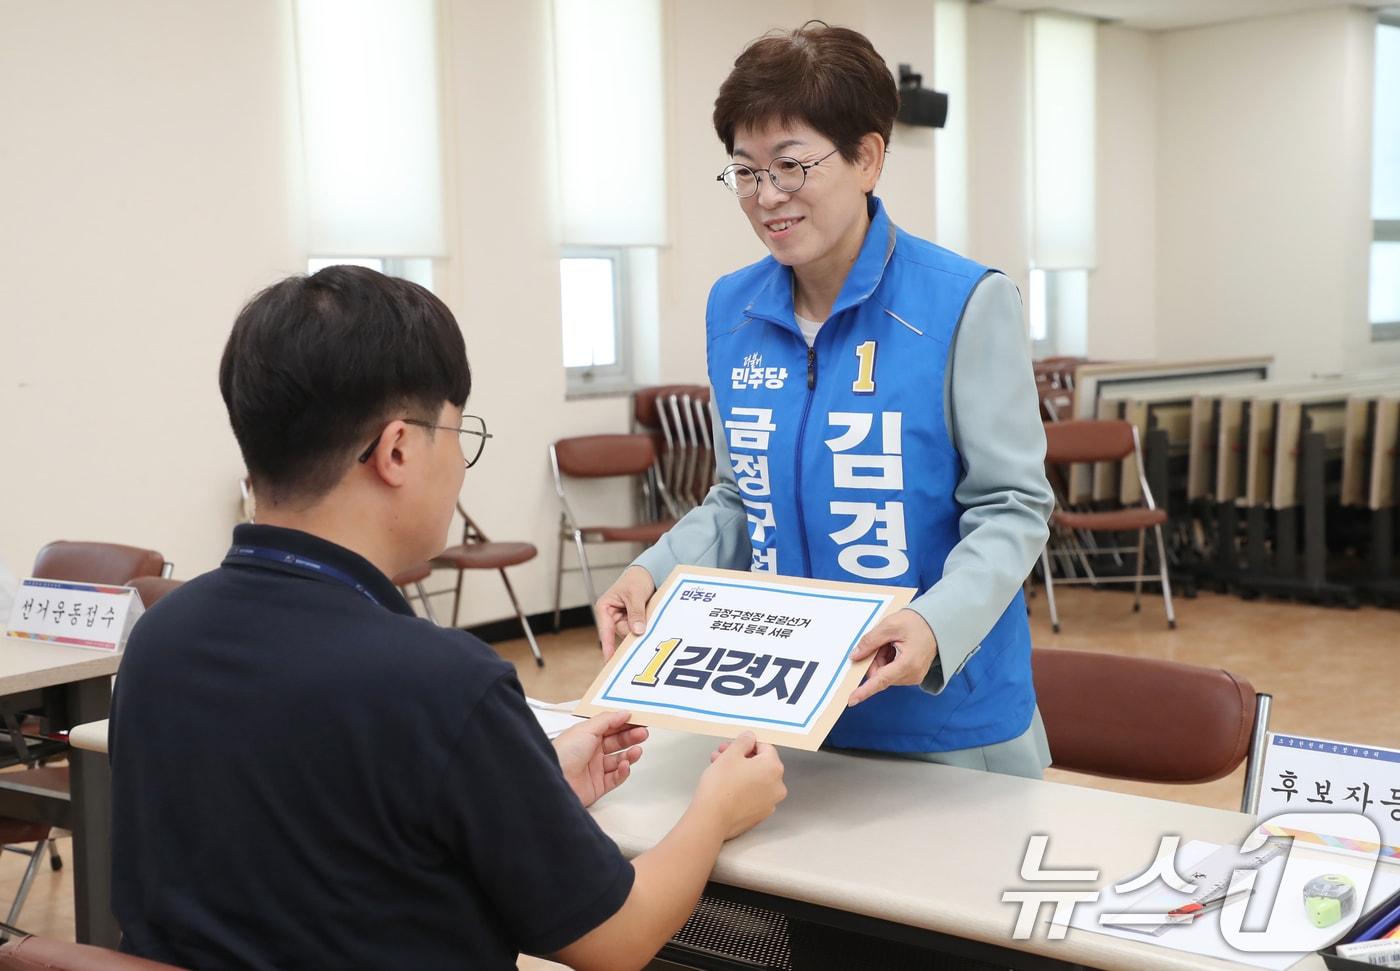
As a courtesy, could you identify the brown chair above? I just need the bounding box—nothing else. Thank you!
[423,507,542,666]
[1038,419,1176,632]
[6,542,173,920]
[240,479,541,661]
[31,543,169,587]
[238,477,256,524]
[633,383,701,434]
[1033,355,1089,391]
[1037,383,1073,423]
[1033,648,1272,813]
[128,577,184,610]
[0,934,185,969]
[390,562,439,625]
[550,434,677,629]
[663,386,715,512]
[0,768,67,932]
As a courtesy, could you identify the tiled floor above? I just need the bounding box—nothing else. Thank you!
[3,586,1395,970]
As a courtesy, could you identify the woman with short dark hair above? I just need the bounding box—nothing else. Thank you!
[598,23,1055,778]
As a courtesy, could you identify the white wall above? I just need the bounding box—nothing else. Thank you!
[448,0,957,622]
[0,0,955,626]
[1091,25,1158,361]
[6,1,1387,626]
[0,1,305,580]
[966,3,1030,301]
[1155,6,1383,379]
[851,0,939,240]
[655,1,792,385]
[434,0,636,625]
[966,7,1161,359]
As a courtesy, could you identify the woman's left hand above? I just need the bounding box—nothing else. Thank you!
[845,609,940,706]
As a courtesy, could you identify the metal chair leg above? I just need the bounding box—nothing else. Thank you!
[1070,531,1099,581]
[450,569,466,630]
[5,840,49,927]
[1040,546,1060,633]
[572,530,599,627]
[1133,529,1146,613]
[553,525,566,632]
[1154,523,1177,629]
[413,582,439,626]
[1241,693,1273,814]
[499,569,543,667]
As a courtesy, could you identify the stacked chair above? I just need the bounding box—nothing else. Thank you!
[632,384,714,517]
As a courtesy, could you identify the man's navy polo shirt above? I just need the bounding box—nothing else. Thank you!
[110,524,633,970]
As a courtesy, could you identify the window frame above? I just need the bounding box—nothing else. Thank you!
[1373,222,1400,341]
[1028,267,1055,355]
[1029,267,1088,358]
[561,245,632,397]
[1371,15,1400,341]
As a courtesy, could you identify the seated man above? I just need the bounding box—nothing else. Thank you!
[109,266,786,970]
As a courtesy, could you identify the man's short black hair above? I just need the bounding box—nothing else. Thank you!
[219,265,470,506]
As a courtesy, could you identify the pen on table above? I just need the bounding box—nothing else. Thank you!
[1354,900,1400,943]
[1167,889,1252,924]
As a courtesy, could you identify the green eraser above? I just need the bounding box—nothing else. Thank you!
[1303,874,1356,929]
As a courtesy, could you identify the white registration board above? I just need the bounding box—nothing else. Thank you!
[577,566,914,750]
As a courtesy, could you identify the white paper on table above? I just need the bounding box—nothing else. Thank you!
[1095,839,1290,938]
[527,697,587,739]
[1056,840,1400,971]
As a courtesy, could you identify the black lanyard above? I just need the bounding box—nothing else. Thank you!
[228,545,382,608]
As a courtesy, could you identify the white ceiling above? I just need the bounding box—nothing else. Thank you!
[977,0,1398,32]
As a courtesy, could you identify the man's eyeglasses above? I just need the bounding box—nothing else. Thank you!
[716,148,840,199]
[357,414,491,469]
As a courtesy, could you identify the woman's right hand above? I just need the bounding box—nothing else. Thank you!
[694,732,786,840]
[595,565,657,660]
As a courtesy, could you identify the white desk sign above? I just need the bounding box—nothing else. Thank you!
[5,578,145,652]
[577,566,914,750]
[1256,732,1400,863]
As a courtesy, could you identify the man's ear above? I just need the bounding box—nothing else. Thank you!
[858,132,886,192]
[365,420,413,488]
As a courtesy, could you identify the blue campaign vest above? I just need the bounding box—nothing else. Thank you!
[705,197,1036,753]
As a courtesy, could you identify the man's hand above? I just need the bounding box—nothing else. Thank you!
[595,566,656,660]
[845,608,940,706]
[553,711,647,809]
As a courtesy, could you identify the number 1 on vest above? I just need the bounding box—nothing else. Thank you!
[631,637,681,686]
[852,341,877,394]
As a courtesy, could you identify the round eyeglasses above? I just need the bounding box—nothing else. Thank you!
[357,413,492,469]
[716,148,840,199]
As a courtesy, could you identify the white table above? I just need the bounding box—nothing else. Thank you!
[0,635,119,946]
[62,707,1344,967]
[590,729,1331,971]
[67,720,108,755]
